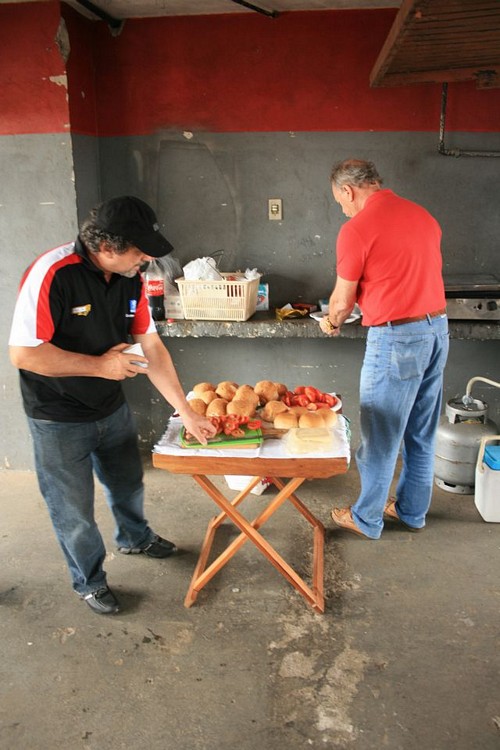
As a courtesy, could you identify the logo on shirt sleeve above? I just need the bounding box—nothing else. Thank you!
[71,304,91,317]
[127,299,138,318]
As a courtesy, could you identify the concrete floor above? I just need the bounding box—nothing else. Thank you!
[1,461,499,750]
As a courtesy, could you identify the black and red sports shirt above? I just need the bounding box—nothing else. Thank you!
[9,238,155,421]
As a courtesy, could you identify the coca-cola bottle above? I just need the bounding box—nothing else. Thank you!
[144,260,165,321]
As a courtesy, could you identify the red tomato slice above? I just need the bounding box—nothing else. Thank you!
[304,386,319,403]
[294,386,306,395]
[247,419,262,430]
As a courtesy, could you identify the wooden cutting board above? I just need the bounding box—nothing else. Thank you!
[179,426,287,449]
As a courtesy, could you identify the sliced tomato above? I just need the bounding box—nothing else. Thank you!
[294,386,306,395]
[247,419,262,430]
[230,427,245,438]
[323,393,337,407]
[296,394,310,407]
[304,386,320,403]
[316,402,331,409]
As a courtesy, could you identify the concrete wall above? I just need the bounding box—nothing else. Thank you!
[1,137,78,469]
[1,2,499,470]
[98,130,500,305]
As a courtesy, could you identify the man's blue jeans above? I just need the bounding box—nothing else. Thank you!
[28,403,154,595]
[351,314,449,539]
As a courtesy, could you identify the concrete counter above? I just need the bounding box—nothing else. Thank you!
[156,313,499,341]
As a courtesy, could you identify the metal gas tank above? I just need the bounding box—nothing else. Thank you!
[434,397,498,494]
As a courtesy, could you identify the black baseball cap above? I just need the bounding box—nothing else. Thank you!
[95,196,174,258]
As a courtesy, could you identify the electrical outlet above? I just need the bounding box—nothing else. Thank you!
[268,198,283,221]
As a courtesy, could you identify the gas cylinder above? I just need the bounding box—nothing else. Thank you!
[434,397,499,494]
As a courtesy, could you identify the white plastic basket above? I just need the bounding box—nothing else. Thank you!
[176,274,260,321]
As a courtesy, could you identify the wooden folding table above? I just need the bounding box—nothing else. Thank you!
[152,444,348,613]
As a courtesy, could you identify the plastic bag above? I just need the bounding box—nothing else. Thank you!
[244,268,261,280]
[158,255,183,292]
[183,257,222,281]
[275,304,308,321]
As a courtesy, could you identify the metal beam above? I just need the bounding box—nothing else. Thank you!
[229,0,279,18]
[72,0,124,34]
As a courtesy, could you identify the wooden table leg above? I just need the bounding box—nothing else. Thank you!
[184,476,265,607]
[272,478,325,608]
[184,474,325,612]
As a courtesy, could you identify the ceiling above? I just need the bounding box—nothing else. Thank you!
[59,1,399,18]
[6,0,500,88]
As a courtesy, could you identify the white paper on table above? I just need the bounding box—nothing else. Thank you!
[153,414,350,463]
[153,417,261,458]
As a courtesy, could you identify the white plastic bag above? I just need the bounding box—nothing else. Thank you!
[244,268,261,280]
[183,257,222,281]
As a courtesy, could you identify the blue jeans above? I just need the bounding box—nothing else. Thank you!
[351,315,449,539]
[28,403,154,595]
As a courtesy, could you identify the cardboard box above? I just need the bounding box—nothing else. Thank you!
[225,475,271,495]
[256,283,269,311]
[164,294,185,319]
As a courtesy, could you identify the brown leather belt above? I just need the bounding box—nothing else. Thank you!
[375,308,447,327]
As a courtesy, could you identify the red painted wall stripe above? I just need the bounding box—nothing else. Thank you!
[92,10,500,136]
[0,2,69,135]
[1,4,499,136]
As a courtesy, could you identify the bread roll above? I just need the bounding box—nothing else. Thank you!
[261,400,288,422]
[216,381,238,401]
[299,412,325,428]
[274,382,288,397]
[274,412,298,429]
[254,380,279,404]
[206,398,228,417]
[318,408,338,427]
[226,399,256,418]
[193,382,216,395]
[234,385,260,407]
[289,405,309,417]
[188,398,207,416]
[199,389,219,405]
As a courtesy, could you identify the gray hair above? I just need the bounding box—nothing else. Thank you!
[330,159,383,189]
[79,207,132,255]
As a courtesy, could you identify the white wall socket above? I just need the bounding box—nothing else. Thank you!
[268,198,283,221]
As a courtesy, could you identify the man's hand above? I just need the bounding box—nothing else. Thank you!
[100,344,150,380]
[319,317,340,337]
[180,408,218,445]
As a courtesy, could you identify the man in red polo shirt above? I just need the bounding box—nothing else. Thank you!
[321,159,449,539]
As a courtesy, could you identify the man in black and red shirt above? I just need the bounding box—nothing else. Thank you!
[9,196,216,615]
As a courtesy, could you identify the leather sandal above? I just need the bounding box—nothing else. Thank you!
[331,507,370,538]
[384,498,422,532]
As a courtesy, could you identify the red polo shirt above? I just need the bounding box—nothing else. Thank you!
[336,189,446,326]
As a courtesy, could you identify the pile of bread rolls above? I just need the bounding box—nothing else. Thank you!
[189,380,337,429]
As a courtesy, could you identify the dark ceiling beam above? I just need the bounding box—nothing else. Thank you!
[229,0,279,18]
[72,0,124,34]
